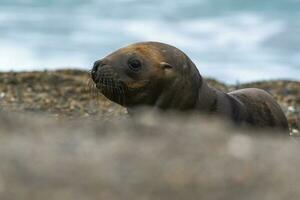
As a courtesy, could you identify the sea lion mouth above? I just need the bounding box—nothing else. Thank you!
[95,76,127,105]
[90,64,126,105]
[96,77,150,106]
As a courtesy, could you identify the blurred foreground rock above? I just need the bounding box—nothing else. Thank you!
[0,111,299,200]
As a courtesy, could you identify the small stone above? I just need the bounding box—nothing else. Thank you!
[288,106,296,113]
[290,129,300,137]
[0,92,5,99]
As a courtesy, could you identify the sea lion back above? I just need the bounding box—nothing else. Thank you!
[229,88,289,133]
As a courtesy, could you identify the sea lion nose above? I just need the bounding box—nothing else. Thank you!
[91,60,103,82]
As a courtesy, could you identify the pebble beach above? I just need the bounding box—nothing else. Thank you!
[0,70,298,133]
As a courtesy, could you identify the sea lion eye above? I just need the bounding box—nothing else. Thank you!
[128,58,142,72]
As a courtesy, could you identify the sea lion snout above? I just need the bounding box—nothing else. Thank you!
[91,59,127,105]
[91,60,105,83]
[91,59,117,84]
[91,59,120,91]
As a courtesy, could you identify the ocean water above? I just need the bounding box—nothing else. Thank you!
[0,0,299,83]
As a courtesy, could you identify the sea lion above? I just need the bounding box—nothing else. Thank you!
[91,41,289,133]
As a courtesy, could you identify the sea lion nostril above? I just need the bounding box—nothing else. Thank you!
[91,60,105,81]
[92,61,101,71]
[91,64,99,82]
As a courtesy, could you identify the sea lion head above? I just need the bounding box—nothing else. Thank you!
[91,42,202,110]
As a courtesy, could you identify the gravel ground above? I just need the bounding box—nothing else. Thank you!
[0,70,299,132]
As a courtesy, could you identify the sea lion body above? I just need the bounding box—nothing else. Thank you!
[91,42,289,133]
[229,88,289,129]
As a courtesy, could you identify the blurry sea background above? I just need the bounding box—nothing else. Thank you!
[0,0,299,84]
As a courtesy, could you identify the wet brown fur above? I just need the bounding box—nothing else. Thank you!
[230,89,289,130]
[91,42,289,134]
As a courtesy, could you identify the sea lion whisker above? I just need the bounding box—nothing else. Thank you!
[108,78,114,97]
[113,80,122,105]
[114,84,122,104]
[117,80,126,106]
[119,82,126,106]
[87,78,97,98]
[108,78,116,97]
[122,86,126,106]
[99,77,106,94]
[104,77,110,95]
[107,78,113,96]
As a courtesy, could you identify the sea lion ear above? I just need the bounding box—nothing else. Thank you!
[160,62,173,70]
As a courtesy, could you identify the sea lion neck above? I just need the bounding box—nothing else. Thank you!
[196,79,218,112]
[154,61,202,110]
